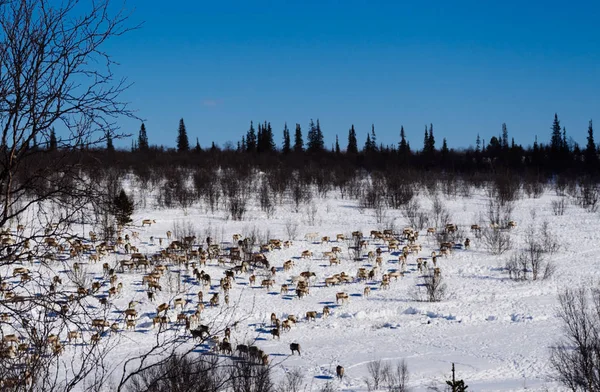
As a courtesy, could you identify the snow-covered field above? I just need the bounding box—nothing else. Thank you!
[6,184,596,391]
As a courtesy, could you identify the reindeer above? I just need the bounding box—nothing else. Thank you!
[290,343,301,355]
[142,219,156,227]
[336,292,349,304]
[336,365,345,380]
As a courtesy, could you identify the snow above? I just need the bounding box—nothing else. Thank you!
[6,184,592,391]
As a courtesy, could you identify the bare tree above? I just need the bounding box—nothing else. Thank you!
[550,287,600,391]
[365,359,385,391]
[382,360,410,392]
[481,227,512,255]
[413,269,447,302]
[0,0,137,389]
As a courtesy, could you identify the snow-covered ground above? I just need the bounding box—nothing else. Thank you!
[6,184,595,391]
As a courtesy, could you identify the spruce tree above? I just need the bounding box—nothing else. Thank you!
[501,123,509,150]
[347,125,358,154]
[293,123,303,152]
[138,123,149,151]
[399,126,408,154]
[446,363,468,392]
[335,135,340,154]
[177,118,190,152]
[256,123,263,153]
[364,133,372,153]
[195,137,201,153]
[585,120,597,167]
[550,113,562,153]
[370,124,377,152]
[282,122,291,154]
[423,126,429,153]
[428,123,435,153]
[266,122,275,152]
[307,118,324,153]
[246,121,256,152]
[441,138,449,156]
[113,189,134,227]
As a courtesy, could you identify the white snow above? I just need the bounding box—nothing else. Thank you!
[6,184,592,391]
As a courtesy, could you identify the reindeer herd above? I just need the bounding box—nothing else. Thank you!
[0,217,516,387]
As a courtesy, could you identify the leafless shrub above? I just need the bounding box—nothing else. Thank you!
[550,287,600,392]
[401,198,430,232]
[285,220,299,240]
[441,175,458,198]
[431,195,451,230]
[319,381,337,392]
[382,360,410,392]
[259,180,275,218]
[491,174,521,205]
[487,199,512,229]
[481,228,512,255]
[386,176,414,209]
[551,198,567,216]
[365,360,385,391]
[306,203,319,226]
[374,200,387,225]
[360,178,385,210]
[523,176,545,199]
[291,179,311,213]
[413,269,447,302]
[578,180,599,212]
[540,221,561,255]
[222,172,248,221]
[194,169,221,213]
[277,368,305,392]
[505,224,557,281]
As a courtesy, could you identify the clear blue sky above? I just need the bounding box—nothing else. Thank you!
[106,0,600,150]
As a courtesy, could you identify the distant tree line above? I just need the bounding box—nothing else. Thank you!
[110,113,600,178]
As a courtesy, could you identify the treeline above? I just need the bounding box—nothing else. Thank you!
[109,113,599,178]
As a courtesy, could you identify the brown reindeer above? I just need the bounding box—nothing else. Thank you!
[336,365,345,380]
[290,343,301,355]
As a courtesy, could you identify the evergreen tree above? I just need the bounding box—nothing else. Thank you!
[423,126,429,153]
[550,113,562,153]
[138,123,149,151]
[265,122,275,152]
[335,135,340,154]
[501,123,509,150]
[49,128,57,151]
[113,189,134,227]
[446,363,468,392]
[428,123,435,153]
[195,137,201,153]
[210,141,218,152]
[441,138,449,156]
[370,124,377,152]
[399,126,409,154]
[282,122,291,154]
[347,125,358,154]
[293,123,303,152]
[364,133,372,153]
[475,134,481,153]
[246,121,256,152]
[585,120,597,167]
[307,118,324,153]
[177,118,190,152]
[106,131,114,152]
[256,123,263,153]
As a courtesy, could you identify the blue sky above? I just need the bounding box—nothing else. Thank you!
[105,0,600,150]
